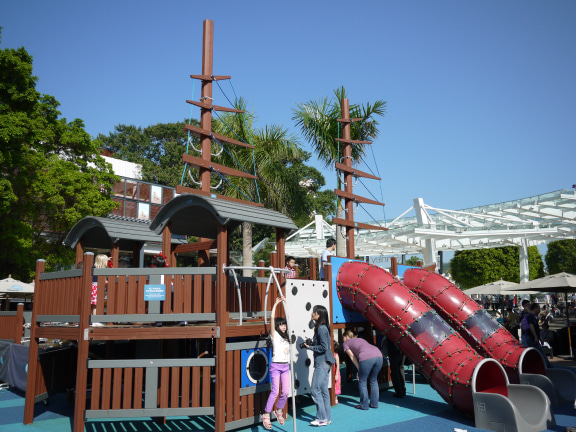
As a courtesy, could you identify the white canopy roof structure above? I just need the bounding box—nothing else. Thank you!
[286,189,576,268]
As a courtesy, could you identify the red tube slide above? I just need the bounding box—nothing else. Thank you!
[402,268,546,382]
[337,261,503,415]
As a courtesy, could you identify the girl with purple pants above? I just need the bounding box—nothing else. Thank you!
[262,297,291,430]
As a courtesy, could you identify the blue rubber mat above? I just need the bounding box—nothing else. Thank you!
[1,371,575,432]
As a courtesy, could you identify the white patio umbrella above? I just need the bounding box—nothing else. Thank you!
[0,276,34,311]
[0,276,34,294]
[464,279,519,296]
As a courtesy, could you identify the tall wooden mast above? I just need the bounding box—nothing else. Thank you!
[176,20,260,204]
[332,98,388,259]
[199,19,214,192]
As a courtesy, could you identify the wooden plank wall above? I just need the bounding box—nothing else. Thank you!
[0,303,24,343]
[35,275,83,316]
[97,274,217,316]
[89,365,213,411]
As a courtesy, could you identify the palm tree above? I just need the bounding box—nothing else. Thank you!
[292,86,387,256]
[208,98,304,274]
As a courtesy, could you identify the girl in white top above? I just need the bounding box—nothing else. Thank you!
[262,297,290,429]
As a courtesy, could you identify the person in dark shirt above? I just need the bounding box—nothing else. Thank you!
[386,336,406,398]
[525,303,551,367]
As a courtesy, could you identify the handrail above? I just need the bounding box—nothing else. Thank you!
[223,264,297,432]
[223,265,290,326]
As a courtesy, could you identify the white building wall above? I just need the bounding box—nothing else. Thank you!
[102,155,142,180]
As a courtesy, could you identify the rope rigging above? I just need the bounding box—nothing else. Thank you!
[180,75,260,204]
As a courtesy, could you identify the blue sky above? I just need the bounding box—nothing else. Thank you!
[2,1,576,227]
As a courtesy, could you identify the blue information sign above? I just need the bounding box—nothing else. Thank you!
[144,284,166,301]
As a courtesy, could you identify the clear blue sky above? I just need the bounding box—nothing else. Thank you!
[2,1,576,226]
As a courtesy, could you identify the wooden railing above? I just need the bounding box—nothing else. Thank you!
[86,358,215,419]
[92,268,217,323]
[0,303,24,343]
[35,270,83,319]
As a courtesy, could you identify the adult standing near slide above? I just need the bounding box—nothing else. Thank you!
[304,305,335,426]
[342,330,383,410]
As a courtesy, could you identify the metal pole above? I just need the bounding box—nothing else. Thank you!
[270,270,297,432]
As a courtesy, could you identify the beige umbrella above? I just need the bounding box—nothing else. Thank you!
[464,279,519,295]
[0,276,35,294]
[0,276,34,311]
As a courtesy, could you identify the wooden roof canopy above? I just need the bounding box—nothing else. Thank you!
[63,216,187,250]
[149,193,297,239]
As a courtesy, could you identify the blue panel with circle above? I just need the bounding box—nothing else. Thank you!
[240,347,272,388]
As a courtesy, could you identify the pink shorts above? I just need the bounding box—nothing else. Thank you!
[91,283,98,305]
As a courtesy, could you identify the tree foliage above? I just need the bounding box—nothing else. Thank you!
[97,120,200,187]
[545,239,576,274]
[450,246,545,289]
[0,44,118,281]
[292,86,387,169]
[405,256,420,266]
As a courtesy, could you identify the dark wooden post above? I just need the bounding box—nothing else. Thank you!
[341,98,355,259]
[294,264,300,278]
[162,222,172,267]
[276,228,286,292]
[196,19,215,267]
[199,19,214,192]
[75,240,83,266]
[309,257,317,281]
[215,222,228,432]
[132,242,141,268]
[24,259,45,424]
[390,257,398,276]
[73,252,95,432]
[110,240,120,268]
[14,303,24,344]
[326,262,337,405]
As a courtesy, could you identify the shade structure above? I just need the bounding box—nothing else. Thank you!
[0,277,34,294]
[464,279,519,296]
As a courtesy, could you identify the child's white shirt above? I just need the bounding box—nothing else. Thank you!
[272,332,290,363]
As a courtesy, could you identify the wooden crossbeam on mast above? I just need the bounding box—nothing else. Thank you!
[186,100,244,113]
[183,123,254,149]
[335,162,381,181]
[182,153,257,179]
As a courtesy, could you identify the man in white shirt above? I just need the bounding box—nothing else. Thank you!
[320,238,336,281]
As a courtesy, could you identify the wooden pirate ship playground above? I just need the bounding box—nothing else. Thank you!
[16,17,574,432]
[19,19,392,432]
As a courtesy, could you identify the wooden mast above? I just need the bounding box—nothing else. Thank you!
[199,19,214,193]
[333,98,388,260]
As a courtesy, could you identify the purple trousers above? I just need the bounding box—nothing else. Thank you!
[265,362,290,412]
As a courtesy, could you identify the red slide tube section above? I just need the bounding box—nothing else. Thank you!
[402,268,546,382]
[337,261,500,415]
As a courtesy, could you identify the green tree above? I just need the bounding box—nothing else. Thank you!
[292,86,387,256]
[545,239,576,274]
[281,151,336,227]
[406,256,420,266]
[210,98,304,273]
[97,120,200,187]
[450,246,545,289]
[0,44,118,281]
